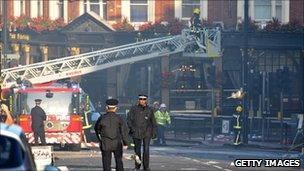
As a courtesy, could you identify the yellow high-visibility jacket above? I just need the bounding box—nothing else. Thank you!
[154,110,171,126]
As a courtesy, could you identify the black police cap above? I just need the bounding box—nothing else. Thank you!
[106,99,118,106]
[35,99,42,102]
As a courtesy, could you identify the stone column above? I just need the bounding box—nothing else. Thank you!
[161,55,170,107]
[23,44,31,65]
[107,67,117,98]
[40,45,48,61]
[11,43,20,66]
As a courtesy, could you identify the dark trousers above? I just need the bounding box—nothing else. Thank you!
[34,130,46,145]
[156,124,166,144]
[101,144,124,171]
[133,137,151,170]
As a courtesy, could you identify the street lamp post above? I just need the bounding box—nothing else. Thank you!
[242,0,249,144]
[1,0,8,99]
[148,66,151,99]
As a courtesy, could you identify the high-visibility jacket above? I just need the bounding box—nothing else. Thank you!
[0,104,14,125]
[154,110,171,126]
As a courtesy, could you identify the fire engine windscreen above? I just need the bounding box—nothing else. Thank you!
[19,92,76,116]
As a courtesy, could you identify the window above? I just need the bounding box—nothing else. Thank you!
[20,92,75,116]
[84,0,87,13]
[275,0,282,21]
[130,0,148,22]
[90,0,100,15]
[182,0,200,19]
[37,0,42,16]
[102,0,107,20]
[254,0,271,20]
[58,0,64,18]
[0,136,24,168]
[20,0,25,15]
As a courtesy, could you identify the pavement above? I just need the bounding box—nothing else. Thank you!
[164,131,295,151]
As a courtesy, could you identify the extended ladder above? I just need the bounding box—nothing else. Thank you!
[1,28,221,89]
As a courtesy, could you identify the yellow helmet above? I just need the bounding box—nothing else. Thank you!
[235,105,243,113]
[193,8,200,15]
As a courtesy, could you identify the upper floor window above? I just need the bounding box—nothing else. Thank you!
[90,0,100,15]
[37,0,42,16]
[182,0,200,19]
[58,0,64,18]
[254,0,271,20]
[20,0,25,15]
[84,0,107,19]
[130,0,148,22]
[102,0,107,20]
[275,0,282,21]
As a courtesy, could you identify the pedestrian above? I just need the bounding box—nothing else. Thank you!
[94,99,129,171]
[154,103,171,145]
[152,101,160,113]
[127,94,157,171]
[0,99,14,125]
[30,99,47,145]
[95,101,103,113]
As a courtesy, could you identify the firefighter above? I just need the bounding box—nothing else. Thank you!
[127,94,157,171]
[94,99,129,171]
[30,99,47,145]
[154,103,171,145]
[190,8,202,32]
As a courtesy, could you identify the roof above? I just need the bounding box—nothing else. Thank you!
[0,123,23,137]
[62,11,115,33]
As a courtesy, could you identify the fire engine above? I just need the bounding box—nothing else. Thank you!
[7,81,93,149]
[1,28,221,148]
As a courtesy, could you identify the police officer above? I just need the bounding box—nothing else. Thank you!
[94,99,129,171]
[127,94,157,171]
[30,99,47,145]
[154,103,171,145]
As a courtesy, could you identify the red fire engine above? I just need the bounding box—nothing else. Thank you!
[11,81,89,149]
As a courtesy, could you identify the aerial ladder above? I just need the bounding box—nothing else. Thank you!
[1,28,221,89]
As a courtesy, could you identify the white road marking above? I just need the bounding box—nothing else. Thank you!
[213,165,223,170]
[206,161,219,164]
[57,166,69,171]
[180,168,198,170]
[185,157,231,171]
[224,169,232,171]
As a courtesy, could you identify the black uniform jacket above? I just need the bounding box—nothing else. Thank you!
[30,106,46,132]
[127,105,157,139]
[94,112,129,151]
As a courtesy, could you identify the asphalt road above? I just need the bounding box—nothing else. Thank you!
[53,142,303,171]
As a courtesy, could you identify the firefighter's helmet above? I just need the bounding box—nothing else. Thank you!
[193,8,200,15]
[235,105,243,113]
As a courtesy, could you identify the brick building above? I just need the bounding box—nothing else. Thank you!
[1,0,303,29]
